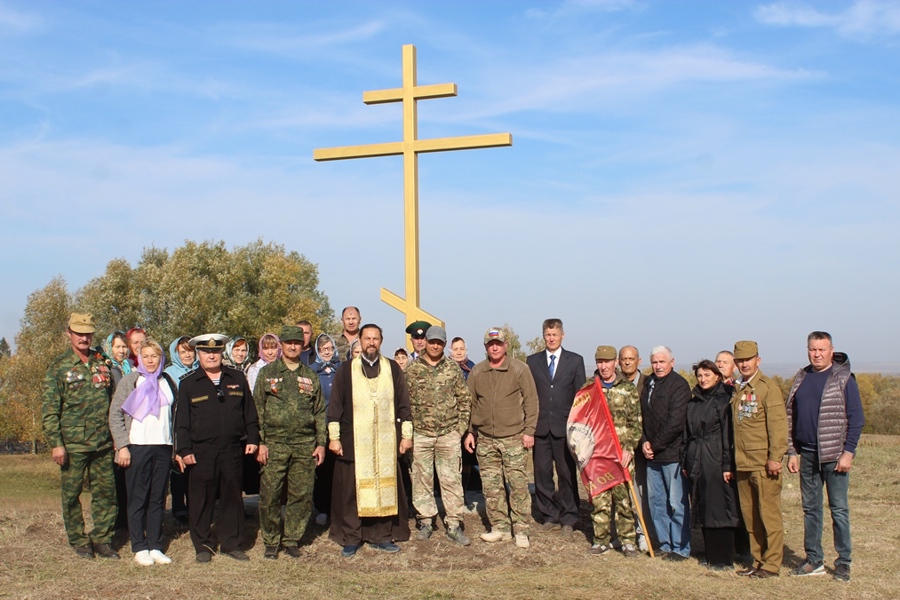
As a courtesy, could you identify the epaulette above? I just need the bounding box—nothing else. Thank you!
[179,369,197,382]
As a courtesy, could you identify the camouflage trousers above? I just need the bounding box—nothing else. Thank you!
[476,434,531,534]
[591,481,635,546]
[259,440,316,547]
[412,431,465,528]
[59,447,117,547]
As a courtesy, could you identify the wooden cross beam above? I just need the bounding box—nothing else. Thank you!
[314,44,512,332]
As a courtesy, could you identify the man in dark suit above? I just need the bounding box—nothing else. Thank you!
[526,318,586,538]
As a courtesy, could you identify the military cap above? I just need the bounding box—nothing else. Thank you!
[68,312,96,334]
[425,325,447,343]
[405,320,432,339]
[483,327,507,344]
[189,333,230,351]
[279,325,305,342]
[733,340,759,360]
[594,345,617,360]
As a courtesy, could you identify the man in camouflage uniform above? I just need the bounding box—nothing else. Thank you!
[254,325,326,559]
[41,313,119,559]
[406,326,472,546]
[465,327,538,549]
[585,346,642,557]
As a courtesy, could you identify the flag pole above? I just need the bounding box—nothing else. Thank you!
[628,477,654,558]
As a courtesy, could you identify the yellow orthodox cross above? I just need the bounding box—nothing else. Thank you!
[314,44,512,331]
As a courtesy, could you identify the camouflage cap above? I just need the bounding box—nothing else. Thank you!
[279,325,305,342]
[733,340,759,360]
[425,325,447,343]
[68,312,96,334]
[189,333,230,351]
[483,327,507,344]
[594,345,617,360]
[405,320,432,339]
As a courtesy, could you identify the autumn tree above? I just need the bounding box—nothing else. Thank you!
[0,276,72,450]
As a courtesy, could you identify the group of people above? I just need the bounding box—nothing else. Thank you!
[41,309,863,583]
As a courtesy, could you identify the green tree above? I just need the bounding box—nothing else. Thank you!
[0,338,10,359]
[76,239,335,348]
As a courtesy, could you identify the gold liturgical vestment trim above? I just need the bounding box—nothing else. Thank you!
[351,356,398,517]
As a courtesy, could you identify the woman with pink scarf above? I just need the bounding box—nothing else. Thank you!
[108,339,178,566]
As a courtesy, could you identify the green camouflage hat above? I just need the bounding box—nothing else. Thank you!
[279,325,305,342]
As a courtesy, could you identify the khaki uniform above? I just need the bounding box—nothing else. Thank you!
[731,370,788,573]
[254,359,325,548]
[467,356,538,534]
[406,355,471,529]
[586,375,642,546]
[41,347,117,548]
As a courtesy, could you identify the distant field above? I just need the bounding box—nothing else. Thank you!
[1,436,898,599]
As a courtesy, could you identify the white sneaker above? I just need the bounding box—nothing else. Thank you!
[315,513,328,525]
[515,533,530,549]
[637,533,648,553]
[148,549,172,565]
[133,550,154,566]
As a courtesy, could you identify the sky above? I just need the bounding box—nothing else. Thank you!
[1,0,899,371]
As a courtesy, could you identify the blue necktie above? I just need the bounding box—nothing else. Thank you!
[548,354,556,380]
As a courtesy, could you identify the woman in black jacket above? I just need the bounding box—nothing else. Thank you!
[683,359,740,570]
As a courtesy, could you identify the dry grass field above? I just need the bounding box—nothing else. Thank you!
[1,435,898,599]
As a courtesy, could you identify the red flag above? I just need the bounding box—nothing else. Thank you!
[566,378,630,500]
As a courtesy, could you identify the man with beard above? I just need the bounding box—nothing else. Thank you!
[327,324,413,557]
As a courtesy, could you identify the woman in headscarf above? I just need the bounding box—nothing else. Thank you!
[310,334,340,525]
[682,359,740,571]
[223,336,252,373]
[125,327,147,369]
[109,339,177,566]
[102,331,132,386]
[247,333,281,391]
[163,335,197,526]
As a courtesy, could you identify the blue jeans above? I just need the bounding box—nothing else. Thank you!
[647,462,691,556]
[800,450,851,566]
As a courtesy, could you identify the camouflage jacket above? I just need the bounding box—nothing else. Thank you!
[41,347,114,452]
[585,372,642,452]
[253,359,326,446]
[406,355,472,437]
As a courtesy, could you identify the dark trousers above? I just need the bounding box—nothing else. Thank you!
[170,470,188,518]
[125,445,172,552]
[187,444,244,553]
[329,457,410,546]
[533,432,579,527]
[704,527,736,567]
[314,449,335,515]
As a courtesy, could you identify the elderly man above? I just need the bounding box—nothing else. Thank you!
[526,318,585,537]
[786,332,864,582]
[731,340,788,579]
[335,307,361,361]
[254,326,326,559]
[716,351,738,386]
[41,313,119,559]
[639,346,691,560]
[465,327,539,549]
[618,346,646,397]
[327,324,413,557]
[406,326,472,546]
[586,346,642,557]
[175,334,260,563]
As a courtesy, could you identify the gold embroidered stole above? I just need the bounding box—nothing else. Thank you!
[351,356,398,517]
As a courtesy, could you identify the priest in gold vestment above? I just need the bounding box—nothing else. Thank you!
[327,323,413,557]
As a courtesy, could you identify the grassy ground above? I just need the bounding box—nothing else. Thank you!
[1,435,898,599]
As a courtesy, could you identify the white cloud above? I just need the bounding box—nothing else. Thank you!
[755,1,900,41]
[0,3,42,32]
[525,0,641,19]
